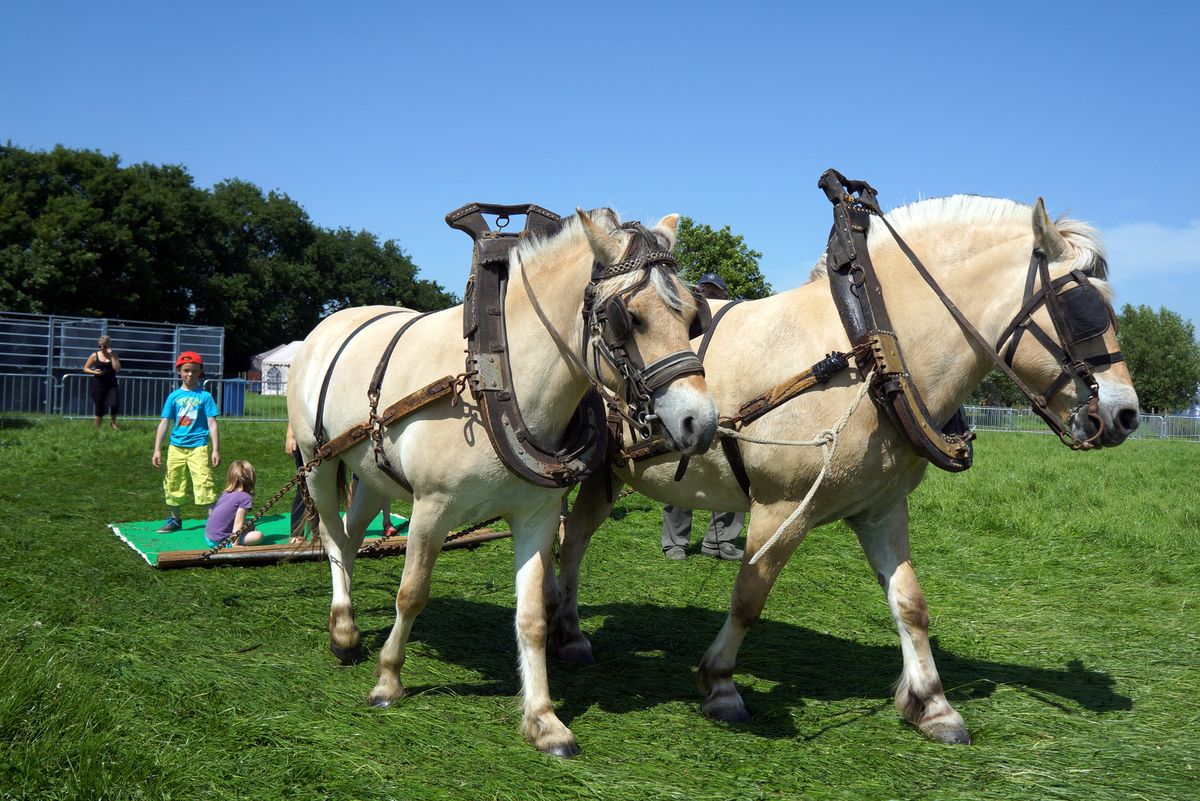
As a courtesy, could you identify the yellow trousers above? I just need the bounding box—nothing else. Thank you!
[163,444,216,507]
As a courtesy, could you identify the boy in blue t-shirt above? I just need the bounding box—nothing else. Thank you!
[151,351,221,533]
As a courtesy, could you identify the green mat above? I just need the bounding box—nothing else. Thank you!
[108,512,408,567]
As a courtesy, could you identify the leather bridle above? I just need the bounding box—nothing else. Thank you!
[994,249,1124,449]
[581,221,707,441]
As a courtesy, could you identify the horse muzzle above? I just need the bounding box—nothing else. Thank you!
[652,380,718,455]
[1071,392,1140,449]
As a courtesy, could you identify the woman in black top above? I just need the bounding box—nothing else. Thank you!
[83,335,121,429]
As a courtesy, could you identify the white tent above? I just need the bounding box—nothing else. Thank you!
[252,340,303,396]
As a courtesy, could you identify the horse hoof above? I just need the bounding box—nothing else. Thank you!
[329,641,363,666]
[368,695,393,709]
[702,688,751,723]
[923,721,972,745]
[540,742,580,759]
[556,639,596,665]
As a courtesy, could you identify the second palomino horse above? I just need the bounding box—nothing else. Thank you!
[288,208,716,756]
[553,191,1139,745]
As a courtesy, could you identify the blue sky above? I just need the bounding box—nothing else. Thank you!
[4,1,1198,329]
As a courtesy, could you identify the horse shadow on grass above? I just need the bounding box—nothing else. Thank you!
[362,597,1132,741]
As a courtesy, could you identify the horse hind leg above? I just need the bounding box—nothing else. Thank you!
[368,499,450,708]
[847,499,971,745]
[698,501,810,724]
[310,463,367,664]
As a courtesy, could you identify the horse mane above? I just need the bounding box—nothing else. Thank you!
[807,195,1109,290]
[512,208,683,309]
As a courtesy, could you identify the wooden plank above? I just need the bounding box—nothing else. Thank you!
[154,528,511,570]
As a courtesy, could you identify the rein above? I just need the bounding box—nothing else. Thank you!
[819,168,1121,455]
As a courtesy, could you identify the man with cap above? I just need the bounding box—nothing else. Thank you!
[662,272,746,561]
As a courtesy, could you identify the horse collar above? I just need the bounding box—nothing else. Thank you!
[454,203,608,488]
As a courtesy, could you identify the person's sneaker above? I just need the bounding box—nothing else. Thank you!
[383,525,400,538]
[156,517,182,533]
[701,542,744,561]
[663,546,688,560]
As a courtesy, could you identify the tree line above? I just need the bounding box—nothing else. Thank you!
[0,143,456,370]
[3,143,1195,410]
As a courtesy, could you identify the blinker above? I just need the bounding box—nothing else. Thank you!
[1057,284,1110,343]
[602,297,633,346]
[689,286,712,339]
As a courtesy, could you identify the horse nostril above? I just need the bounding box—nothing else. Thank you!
[1117,408,1140,433]
[682,416,696,435]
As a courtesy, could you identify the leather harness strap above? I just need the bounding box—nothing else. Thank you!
[313,309,406,447]
[697,300,742,362]
[312,310,457,494]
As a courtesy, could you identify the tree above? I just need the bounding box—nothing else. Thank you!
[0,143,457,372]
[673,216,772,299]
[1117,304,1200,413]
[967,369,1029,407]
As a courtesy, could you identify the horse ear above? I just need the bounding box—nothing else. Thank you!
[652,214,680,250]
[1032,198,1069,262]
[577,207,624,266]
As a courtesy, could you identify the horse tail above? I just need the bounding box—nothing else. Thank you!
[293,460,350,544]
[337,461,349,510]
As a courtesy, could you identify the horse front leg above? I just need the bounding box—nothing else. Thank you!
[368,497,450,708]
[549,471,621,664]
[511,500,580,757]
[698,500,811,723]
[847,498,971,744]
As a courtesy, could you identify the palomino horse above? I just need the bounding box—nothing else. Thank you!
[287,209,716,756]
[552,195,1140,745]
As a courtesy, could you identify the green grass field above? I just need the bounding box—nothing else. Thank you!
[0,417,1196,801]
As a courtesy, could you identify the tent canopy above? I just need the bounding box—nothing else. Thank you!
[252,340,304,372]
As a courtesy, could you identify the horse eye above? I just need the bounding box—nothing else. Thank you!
[628,311,643,328]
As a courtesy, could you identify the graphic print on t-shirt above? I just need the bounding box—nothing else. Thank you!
[174,396,201,433]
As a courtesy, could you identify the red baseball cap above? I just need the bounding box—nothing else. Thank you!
[175,351,204,368]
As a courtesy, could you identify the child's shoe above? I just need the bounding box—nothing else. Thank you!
[156,516,182,533]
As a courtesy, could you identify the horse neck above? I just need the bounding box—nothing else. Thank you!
[872,224,1033,421]
[502,244,593,435]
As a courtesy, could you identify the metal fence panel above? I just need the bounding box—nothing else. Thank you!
[0,373,53,413]
[963,405,1198,442]
[0,310,224,381]
[56,376,289,421]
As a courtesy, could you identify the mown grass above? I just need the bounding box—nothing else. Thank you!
[0,417,1195,800]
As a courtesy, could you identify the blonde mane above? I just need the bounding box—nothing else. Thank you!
[808,195,1108,287]
[513,208,683,309]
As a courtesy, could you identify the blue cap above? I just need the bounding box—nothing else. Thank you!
[697,273,728,293]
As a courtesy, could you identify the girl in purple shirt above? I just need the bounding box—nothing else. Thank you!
[205,460,264,545]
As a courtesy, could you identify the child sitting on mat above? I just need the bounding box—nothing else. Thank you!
[205,460,264,546]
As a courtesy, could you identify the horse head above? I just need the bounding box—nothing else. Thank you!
[578,210,718,455]
[1008,200,1140,447]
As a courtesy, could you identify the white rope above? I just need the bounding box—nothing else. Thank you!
[724,370,876,565]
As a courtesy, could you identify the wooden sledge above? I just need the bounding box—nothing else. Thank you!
[155,528,512,570]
